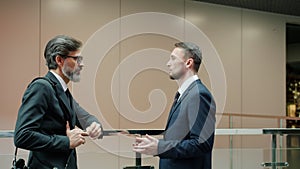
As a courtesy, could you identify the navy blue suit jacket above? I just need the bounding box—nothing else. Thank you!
[158,79,216,169]
[14,72,101,169]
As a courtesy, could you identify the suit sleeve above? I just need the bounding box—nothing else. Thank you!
[158,88,216,159]
[73,100,104,139]
[14,80,70,152]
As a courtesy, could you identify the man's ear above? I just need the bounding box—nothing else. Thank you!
[185,58,194,68]
[55,55,64,67]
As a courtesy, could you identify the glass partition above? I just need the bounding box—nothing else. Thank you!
[2,114,300,169]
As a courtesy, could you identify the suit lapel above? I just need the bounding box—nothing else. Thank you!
[45,72,76,128]
[165,80,199,129]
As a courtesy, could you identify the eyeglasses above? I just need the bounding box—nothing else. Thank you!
[61,55,83,64]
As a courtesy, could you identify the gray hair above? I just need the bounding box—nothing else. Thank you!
[44,35,82,69]
[175,42,202,72]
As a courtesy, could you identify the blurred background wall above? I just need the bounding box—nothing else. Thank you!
[1,0,300,168]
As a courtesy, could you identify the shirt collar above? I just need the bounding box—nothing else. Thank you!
[50,70,68,92]
[178,75,199,98]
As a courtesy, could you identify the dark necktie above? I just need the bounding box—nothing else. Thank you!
[165,91,181,129]
[170,91,180,112]
[65,89,78,129]
[173,91,180,107]
[65,88,73,109]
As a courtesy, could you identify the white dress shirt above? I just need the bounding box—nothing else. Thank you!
[177,75,199,100]
[50,70,68,92]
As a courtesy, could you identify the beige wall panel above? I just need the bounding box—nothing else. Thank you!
[78,152,119,169]
[40,0,120,40]
[118,35,179,129]
[216,115,230,128]
[0,0,40,129]
[117,34,179,169]
[121,0,184,15]
[242,10,285,117]
[213,148,239,169]
[240,11,285,165]
[185,2,243,154]
[119,0,184,129]
[117,1,185,168]
[214,135,230,148]
[186,2,242,115]
[95,46,121,129]
[40,0,121,74]
[0,0,39,168]
[77,138,120,169]
[240,116,279,148]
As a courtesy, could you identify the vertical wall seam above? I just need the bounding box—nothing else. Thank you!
[240,7,244,169]
[118,0,121,167]
[38,0,42,76]
[184,0,186,41]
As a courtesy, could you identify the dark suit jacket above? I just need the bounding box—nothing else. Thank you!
[14,72,102,169]
[158,79,216,169]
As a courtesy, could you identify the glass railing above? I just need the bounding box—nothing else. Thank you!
[2,113,300,169]
[2,146,299,169]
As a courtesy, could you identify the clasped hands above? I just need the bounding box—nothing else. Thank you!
[66,121,102,149]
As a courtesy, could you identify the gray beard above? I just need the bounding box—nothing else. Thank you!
[62,65,81,82]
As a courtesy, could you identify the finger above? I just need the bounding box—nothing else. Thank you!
[66,121,70,130]
[134,138,143,143]
[94,128,102,137]
[73,127,88,135]
[78,137,85,146]
[89,132,99,139]
[92,123,101,133]
[81,131,89,137]
[145,134,155,141]
[134,134,141,137]
[89,126,98,135]
[89,125,101,134]
[86,122,98,134]
[89,122,98,131]
[133,147,145,153]
[66,121,71,136]
[120,130,130,134]
[135,137,146,142]
[82,138,86,144]
[133,144,148,149]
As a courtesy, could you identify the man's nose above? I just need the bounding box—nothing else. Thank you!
[166,60,171,67]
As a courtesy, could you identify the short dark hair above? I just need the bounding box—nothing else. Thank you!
[175,42,202,72]
[44,35,82,69]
